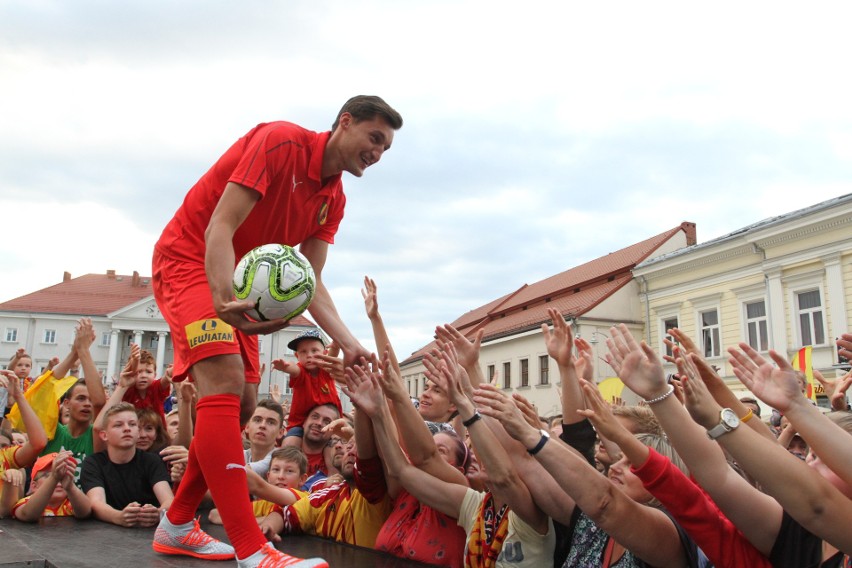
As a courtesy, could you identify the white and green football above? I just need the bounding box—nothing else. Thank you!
[233,244,316,322]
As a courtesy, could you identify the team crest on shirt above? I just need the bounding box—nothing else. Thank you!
[185,319,235,349]
[317,201,329,226]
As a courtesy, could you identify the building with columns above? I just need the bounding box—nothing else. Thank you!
[0,270,320,399]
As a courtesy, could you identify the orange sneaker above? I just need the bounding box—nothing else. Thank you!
[237,542,328,568]
[152,516,235,560]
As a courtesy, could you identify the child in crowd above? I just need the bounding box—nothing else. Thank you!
[210,446,309,524]
[8,349,35,393]
[11,450,91,521]
[272,330,342,448]
[0,369,47,517]
[81,402,173,528]
[121,349,171,427]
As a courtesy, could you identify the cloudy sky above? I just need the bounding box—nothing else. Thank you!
[2,1,851,358]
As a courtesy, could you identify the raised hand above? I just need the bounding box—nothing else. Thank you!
[119,344,141,389]
[270,383,281,403]
[574,337,594,382]
[830,372,852,411]
[342,355,385,418]
[315,353,345,384]
[434,324,483,370]
[728,344,803,413]
[681,362,724,429]
[473,383,538,446]
[0,370,21,401]
[375,349,408,402]
[542,308,574,367]
[434,344,474,410]
[512,392,544,430]
[605,324,668,400]
[837,333,852,361]
[322,418,354,442]
[361,276,379,320]
[177,379,197,404]
[577,379,631,444]
[74,318,96,351]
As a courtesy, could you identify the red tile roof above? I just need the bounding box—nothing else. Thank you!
[0,271,315,326]
[403,223,693,363]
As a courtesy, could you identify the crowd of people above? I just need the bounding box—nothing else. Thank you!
[2,97,852,567]
[2,286,851,568]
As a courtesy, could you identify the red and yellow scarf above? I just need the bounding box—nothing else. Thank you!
[465,492,510,568]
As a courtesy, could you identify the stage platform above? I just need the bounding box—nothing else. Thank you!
[0,517,435,568]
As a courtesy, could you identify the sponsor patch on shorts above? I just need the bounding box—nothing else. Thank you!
[185,319,235,349]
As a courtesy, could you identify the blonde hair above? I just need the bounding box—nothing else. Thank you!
[612,405,664,437]
[635,433,688,508]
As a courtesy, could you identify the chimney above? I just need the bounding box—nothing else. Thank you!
[132,271,140,287]
[681,222,697,247]
[107,270,116,279]
[63,271,71,282]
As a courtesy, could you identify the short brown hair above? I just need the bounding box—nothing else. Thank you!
[331,95,403,131]
[256,398,285,427]
[139,350,156,371]
[270,447,308,476]
[102,402,137,429]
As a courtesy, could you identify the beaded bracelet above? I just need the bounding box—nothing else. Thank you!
[644,385,675,405]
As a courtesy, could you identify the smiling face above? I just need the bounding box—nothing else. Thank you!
[608,455,653,504]
[136,421,157,451]
[303,405,339,446]
[267,458,305,490]
[418,382,456,422]
[332,114,395,178]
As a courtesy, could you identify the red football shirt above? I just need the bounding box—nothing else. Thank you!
[156,122,346,262]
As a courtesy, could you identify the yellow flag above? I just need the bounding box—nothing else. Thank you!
[598,377,626,404]
[7,370,78,440]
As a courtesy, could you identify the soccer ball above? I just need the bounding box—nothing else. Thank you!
[233,244,316,322]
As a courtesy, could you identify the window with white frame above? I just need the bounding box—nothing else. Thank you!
[520,358,529,387]
[797,290,825,346]
[539,356,549,385]
[699,309,720,358]
[661,316,679,358]
[487,365,496,383]
[503,362,512,389]
[744,300,769,351]
[100,332,112,347]
[43,329,57,344]
[4,328,17,342]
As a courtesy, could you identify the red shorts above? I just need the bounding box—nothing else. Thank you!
[152,249,260,384]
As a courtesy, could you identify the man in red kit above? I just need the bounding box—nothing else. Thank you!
[150,95,403,568]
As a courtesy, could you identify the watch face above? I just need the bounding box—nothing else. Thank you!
[721,408,740,429]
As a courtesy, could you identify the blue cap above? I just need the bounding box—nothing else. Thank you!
[287,329,326,351]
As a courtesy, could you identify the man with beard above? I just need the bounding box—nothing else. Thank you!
[299,404,340,490]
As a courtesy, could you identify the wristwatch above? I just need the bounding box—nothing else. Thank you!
[527,429,551,456]
[707,408,740,440]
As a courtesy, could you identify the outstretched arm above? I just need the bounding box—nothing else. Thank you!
[606,324,782,556]
[476,381,686,567]
[542,308,585,425]
[93,345,140,452]
[730,344,852,489]
[685,352,852,553]
[362,277,400,376]
[346,362,467,517]
[301,237,370,368]
[1,371,46,465]
[74,318,106,411]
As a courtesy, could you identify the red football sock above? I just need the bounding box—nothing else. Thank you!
[165,440,208,525]
[178,393,266,558]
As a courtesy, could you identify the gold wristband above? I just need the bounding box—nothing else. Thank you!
[740,409,754,423]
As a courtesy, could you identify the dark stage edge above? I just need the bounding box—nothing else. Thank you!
[0,517,436,568]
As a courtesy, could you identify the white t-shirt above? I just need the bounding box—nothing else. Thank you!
[457,488,555,567]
